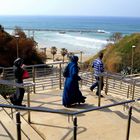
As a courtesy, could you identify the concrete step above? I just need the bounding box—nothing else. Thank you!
[0,95,44,140]
[0,108,28,140]
[21,89,140,140]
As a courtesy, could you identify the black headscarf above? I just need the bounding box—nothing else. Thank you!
[14,58,23,67]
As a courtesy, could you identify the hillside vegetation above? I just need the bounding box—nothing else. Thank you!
[84,33,140,74]
[0,26,46,67]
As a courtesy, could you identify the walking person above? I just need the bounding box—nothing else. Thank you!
[10,58,26,106]
[90,52,104,97]
[62,55,86,107]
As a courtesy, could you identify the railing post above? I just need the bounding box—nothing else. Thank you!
[130,79,133,97]
[120,80,122,89]
[127,85,130,98]
[59,63,62,90]
[126,106,133,140]
[105,76,108,95]
[98,76,102,107]
[27,87,31,123]
[132,81,136,100]
[32,66,36,93]
[91,72,94,86]
[51,78,53,88]
[112,79,115,88]
[73,116,77,140]
[2,68,5,79]
[16,112,21,140]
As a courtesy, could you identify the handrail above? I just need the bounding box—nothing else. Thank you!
[0,104,73,115]
[1,96,140,140]
[0,61,66,69]
[0,76,140,140]
[73,98,140,115]
[0,79,35,88]
[0,97,140,116]
[100,72,140,86]
[1,63,140,139]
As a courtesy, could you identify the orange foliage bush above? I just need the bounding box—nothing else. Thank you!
[0,26,46,67]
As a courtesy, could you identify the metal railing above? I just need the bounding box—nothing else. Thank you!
[0,61,68,92]
[0,98,140,140]
[80,70,140,106]
[1,62,140,107]
[1,62,140,108]
[1,62,140,139]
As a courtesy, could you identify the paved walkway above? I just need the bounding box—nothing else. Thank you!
[0,86,140,140]
[20,87,140,140]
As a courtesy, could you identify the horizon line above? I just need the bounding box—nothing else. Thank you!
[0,15,140,18]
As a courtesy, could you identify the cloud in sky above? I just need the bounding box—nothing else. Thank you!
[0,0,140,17]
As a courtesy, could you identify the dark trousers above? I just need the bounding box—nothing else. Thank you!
[90,76,104,95]
[10,88,25,105]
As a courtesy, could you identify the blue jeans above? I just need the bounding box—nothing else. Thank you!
[90,76,104,95]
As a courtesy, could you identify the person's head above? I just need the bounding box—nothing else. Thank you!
[70,55,79,63]
[14,58,23,67]
[98,52,104,60]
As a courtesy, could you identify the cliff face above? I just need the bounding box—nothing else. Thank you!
[0,27,46,67]
[84,33,140,74]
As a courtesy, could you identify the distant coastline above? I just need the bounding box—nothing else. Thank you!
[1,16,140,56]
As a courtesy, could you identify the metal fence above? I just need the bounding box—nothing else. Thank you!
[0,97,140,140]
[1,61,140,139]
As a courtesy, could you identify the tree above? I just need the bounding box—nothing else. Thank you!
[0,26,46,67]
[51,46,57,61]
[61,48,68,62]
[109,32,122,43]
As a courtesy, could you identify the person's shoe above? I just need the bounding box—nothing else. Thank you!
[82,96,87,99]
[90,87,93,91]
[81,98,85,103]
[64,104,71,108]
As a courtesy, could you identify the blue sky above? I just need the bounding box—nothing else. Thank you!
[0,0,140,17]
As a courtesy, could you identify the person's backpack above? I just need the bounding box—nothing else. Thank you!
[63,65,69,77]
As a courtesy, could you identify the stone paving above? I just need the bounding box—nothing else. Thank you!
[0,86,140,140]
[20,87,140,140]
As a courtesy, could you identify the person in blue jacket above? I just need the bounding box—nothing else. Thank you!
[62,55,86,107]
[90,52,104,97]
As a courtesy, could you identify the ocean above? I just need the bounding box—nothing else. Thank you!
[1,16,140,56]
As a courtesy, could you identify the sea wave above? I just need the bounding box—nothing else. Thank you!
[35,31,108,55]
[53,32,107,47]
[6,29,109,55]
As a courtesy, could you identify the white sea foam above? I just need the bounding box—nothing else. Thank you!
[35,31,109,55]
[6,29,109,55]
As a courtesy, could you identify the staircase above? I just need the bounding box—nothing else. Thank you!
[21,88,140,140]
[0,95,44,140]
[0,85,140,140]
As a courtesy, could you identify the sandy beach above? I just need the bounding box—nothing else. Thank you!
[39,47,92,63]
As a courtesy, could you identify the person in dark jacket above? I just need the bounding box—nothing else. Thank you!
[62,55,86,107]
[10,58,25,106]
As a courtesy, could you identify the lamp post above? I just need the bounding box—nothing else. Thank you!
[15,35,20,58]
[131,45,136,74]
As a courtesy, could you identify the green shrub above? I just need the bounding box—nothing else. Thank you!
[0,84,16,99]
